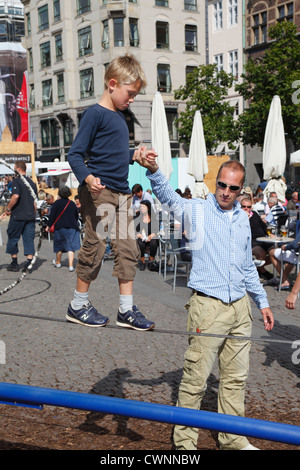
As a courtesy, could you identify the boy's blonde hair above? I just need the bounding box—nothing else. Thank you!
[104,54,147,89]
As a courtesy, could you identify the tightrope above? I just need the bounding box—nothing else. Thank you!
[0,309,296,345]
[0,158,43,296]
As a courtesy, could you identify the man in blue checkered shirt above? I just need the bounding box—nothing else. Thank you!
[134,151,274,451]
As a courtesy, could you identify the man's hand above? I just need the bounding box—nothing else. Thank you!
[85,175,106,195]
[260,307,274,330]
[133,147,158,173]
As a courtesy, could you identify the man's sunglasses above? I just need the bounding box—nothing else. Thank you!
[241,205,252,208]
[217,181,241,192]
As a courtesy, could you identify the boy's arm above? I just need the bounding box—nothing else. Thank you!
[67,108,101,186]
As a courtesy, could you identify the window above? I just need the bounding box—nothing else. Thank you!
[0,22,7,42]
[57,73,64,102]
[157,64,171,93]
[228,0,238,26]
[40,41,51,68]
[28,48,33,71]
[214,54,223,73]
[80,68,94,99]
[53,0,61,22]
[55,34,63,61]
[166,108,178,141]
[38,5,49,31]
[184,0,197,11]
[41,119,59,147]
[77,0,91,15]
[229,50,238,78]
[42,79,53,107]
[155,0,168,6]
[213,2,223,31]
[156,21,169,49]
[63,120,73,146]
[252,11,267,45]
[186,65,196,83]
[113,18,124,47]
[185,25,197,52]
[26,13,31,35]
[78,26,92,56]
[102,20,109,49]
[278,2,294,22]
[129,18,139,47]
[29,84,35,109]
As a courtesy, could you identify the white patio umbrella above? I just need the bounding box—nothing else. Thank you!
[262,95,287,203]
[151,92,173,180]
[188,110,209,199]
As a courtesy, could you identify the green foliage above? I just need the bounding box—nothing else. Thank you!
[174,64,240,153]
[236,21,300,149]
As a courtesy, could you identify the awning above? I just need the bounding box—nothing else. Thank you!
[0,164,14,175]
[38,170,71,177]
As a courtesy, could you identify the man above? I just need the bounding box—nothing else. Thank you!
[0,161,37,272]
[134,152,274,451]
[286,191,300,210]
[131,183,155,214]
[265,196,285,225]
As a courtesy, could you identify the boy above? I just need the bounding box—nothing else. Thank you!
[67,55,155,331]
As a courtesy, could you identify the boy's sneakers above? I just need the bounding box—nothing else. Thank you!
[66,302,109,327]
[116,305,155,331]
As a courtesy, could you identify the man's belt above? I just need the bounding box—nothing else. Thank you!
[193,290,233,307]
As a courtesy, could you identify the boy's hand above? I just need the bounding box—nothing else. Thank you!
[85,175,106,195]
[133,147,159,173]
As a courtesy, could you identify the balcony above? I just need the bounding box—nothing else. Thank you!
[104,1,126,18]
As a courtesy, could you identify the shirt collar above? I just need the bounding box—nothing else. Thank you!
[207,192,241,214]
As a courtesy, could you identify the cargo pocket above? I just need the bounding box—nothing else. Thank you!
[78,238,100,267]
[183,348,202,382]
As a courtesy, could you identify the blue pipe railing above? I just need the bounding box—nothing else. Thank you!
[0,382,299,446]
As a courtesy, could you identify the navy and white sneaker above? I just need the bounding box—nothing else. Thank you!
[116,305,155,331]
[66,302,109,327]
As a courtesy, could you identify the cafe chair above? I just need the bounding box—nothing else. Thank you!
[158,231,191,291]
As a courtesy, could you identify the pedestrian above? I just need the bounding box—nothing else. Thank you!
[66,54,155,331]
[46,185,81,272]
[134,152,274,450]
[0,161,37,272]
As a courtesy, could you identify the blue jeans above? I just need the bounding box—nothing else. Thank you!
[6,219,35,256]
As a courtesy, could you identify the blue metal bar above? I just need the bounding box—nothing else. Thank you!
[0,382,299,446]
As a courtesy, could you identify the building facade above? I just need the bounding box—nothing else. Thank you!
[21,0,206,162]
[244,0,300,186]
[207,0,244,164]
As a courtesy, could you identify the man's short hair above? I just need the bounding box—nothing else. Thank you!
[132,183,143,195]
[15,161,26,172]
[217,160,246,186]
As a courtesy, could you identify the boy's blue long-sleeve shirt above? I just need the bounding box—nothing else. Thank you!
[67,104,134,194]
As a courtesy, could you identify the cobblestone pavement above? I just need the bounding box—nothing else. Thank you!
[0,220,299,450]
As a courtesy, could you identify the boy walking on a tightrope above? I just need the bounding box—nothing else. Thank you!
[66,54,155,331]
